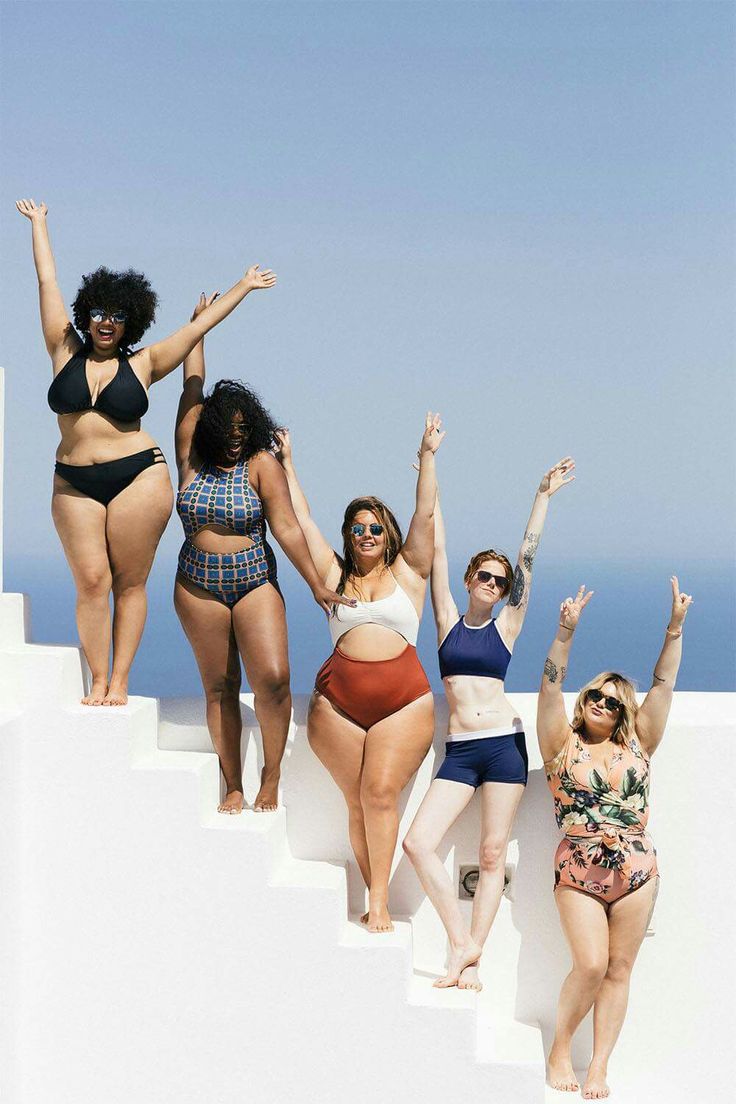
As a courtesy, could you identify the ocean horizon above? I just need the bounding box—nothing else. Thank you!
[6,550,734,699]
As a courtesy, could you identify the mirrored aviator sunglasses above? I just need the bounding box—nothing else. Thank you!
[351,523,384,537]
[90,307,127,325]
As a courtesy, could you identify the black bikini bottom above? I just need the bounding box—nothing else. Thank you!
[54,447,167,506]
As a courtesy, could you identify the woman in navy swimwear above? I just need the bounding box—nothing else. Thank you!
[174,294,351,814]
[403,458,574,990]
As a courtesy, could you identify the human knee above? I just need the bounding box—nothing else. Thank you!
[360,778,398,813]
[111,573,146,599]
[576,955,608,987]
[76,565,112,600]
[402,830,431,863]
[252,667,291,705]
[478,837,507,874]
[205,671,242,705]
[605,954,635,984]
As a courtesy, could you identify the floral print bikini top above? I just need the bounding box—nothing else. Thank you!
[545,727,651,841]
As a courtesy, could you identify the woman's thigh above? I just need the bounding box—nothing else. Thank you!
[174,577,240,692]
[51,478,109,584]
[479,781,525,846]
[405,778,476,851]
[231,583,290,687]
[308,691,367,801]
[362,691,435,794]
[606,876,659,968]
[555,886,610,969]
[106,464,173,583]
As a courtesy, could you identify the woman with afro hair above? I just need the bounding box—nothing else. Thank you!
[174,293,353,813]
[17,198,275,706]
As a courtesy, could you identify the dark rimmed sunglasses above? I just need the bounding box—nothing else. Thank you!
[90,307,127,325]
[475,569,507,590]
[586,688,623,713]
[351,523,384,537]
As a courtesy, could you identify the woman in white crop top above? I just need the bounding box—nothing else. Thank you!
[276,414,444,933]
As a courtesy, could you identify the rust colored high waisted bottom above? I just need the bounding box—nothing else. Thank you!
[315,644,431,730]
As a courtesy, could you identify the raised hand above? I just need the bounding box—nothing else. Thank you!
[190,290,220,322]
[559,584,594,631]
[669,575,693,628]
[538,456,575,497]
[15,198,48,221]
[273,428,292,463]
[243,264,277,292]
[419,411,446,456]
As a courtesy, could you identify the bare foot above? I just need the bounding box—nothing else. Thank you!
[102,679,127,706]
[254,767,280,811]
[582,1063,609,1099]
[547,1048,579,1092]
[365,903,393,932]
[218,790,244,815]
[82,678,107,706]
[457,961,483,992]
[433,938,483,988]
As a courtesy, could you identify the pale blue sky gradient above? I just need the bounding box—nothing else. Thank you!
[2,1,734,692]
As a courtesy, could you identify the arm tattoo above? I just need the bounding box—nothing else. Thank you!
[652,672,666,684]
[509,564,526,608]
[544,657,566,684]
[522,531,540,572]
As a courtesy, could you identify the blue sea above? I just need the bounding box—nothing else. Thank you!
[5,549,734,698]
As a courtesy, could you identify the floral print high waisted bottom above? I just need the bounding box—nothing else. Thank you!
[553,829,658,903]
[545,725,660,904]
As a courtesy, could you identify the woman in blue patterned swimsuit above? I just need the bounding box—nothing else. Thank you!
[174,293,351,814]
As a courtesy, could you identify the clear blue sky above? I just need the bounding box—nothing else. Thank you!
[2,1,734,693]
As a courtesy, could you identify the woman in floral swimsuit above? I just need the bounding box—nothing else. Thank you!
[536,577,692,1100]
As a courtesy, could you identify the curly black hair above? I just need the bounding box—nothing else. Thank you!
[71,266,158,349]
[193,380,281,464]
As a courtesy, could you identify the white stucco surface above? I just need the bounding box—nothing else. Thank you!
[1,583,734,1103]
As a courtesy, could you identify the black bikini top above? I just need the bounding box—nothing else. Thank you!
[48,342,149,422]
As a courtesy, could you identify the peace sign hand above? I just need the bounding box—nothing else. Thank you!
[15,198,48,221]
[559,584,594,631]
[419,411,446,456]
[243,264,277,292]
[190,290,220,321]
[669,575,693,627]
[539,456,575,497]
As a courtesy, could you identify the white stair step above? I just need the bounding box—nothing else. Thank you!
[339,915,413,949]
[478,1012,546,1068]
[407,972,478,1009]
[270,855,346,892]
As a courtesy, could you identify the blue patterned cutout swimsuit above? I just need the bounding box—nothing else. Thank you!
[176,459,277,606]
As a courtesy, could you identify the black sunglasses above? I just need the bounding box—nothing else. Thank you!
[351,523,384,537]
[90,307,127,325]
[586,688,623,713]
[475,569,507,590]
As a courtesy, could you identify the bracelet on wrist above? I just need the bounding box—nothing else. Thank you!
[559,622,574,631]
[665,627,682,638]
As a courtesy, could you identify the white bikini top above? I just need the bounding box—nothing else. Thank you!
[329,569,420,647]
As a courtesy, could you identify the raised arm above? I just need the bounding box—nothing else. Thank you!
[636,576,693,756]
[16,199,80,365]
[498,456,574,645]
[537,585,594,763]
[251,453,355,614]
[429,490,459,642]
[142,265,276,384]
[174,292,219,473]
[273,430,338,583]
[398,412,445,579]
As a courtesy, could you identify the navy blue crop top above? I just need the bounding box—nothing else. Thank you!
[48,344,148,423]
[438,617,512,682]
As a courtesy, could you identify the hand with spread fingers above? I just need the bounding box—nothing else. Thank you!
[243,264,277,292]
[538,456,575,497]
[273,428,292,463]
[559,584,595,631]
[15,198,48,221]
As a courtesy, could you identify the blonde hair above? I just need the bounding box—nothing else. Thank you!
[572,671,638,746]
[463,548,514,594]
[337,497,404,598]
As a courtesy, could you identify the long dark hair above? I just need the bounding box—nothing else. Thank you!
[336,496,404,597]
[193,380,280,463]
